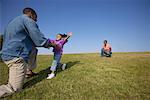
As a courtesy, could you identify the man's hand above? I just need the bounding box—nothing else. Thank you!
[47,39,62,50]
[50,40,56,47]
[44,39,56,48]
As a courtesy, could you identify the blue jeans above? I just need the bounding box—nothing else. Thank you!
[50,53,62,71]
[101,48,112,57]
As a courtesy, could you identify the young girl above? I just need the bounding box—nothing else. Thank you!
[47,32,72,79]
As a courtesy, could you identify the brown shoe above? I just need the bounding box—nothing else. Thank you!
[25,70,38,78]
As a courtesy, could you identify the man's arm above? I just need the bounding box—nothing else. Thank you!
[23,16,54,48]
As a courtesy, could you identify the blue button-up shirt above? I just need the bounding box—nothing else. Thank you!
[2,14,47,61]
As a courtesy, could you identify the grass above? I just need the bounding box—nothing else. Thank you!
[0,52,150,100]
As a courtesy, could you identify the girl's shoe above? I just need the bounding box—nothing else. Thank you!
[47,73,55,79]
[62,63,67,70]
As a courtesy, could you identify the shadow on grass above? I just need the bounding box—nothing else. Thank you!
[56,61,80,73]
[23,61,80,89]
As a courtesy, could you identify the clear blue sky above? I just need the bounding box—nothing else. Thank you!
[0,0,150,54]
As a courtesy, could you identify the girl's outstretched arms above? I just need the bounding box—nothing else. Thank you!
[65,32,73,40]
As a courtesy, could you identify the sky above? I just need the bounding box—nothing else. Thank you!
[0,0,150,54]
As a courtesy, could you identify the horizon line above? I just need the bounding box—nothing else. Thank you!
[38,51,150,55]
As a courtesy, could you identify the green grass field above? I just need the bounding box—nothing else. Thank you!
[0,52,150,100]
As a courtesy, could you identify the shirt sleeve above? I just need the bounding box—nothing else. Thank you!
[109,44,112,51]
[23,16,47,47]
[0,34,3,50]
[60,39,68,45]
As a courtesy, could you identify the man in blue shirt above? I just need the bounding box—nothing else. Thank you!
[0,7,56,97]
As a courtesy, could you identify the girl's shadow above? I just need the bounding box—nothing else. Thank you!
[23,61,80,89]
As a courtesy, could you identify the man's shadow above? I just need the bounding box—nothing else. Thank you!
[23,61,80,89]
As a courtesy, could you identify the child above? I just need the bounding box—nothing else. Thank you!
[47,32,72,79]
[101,40,112,57]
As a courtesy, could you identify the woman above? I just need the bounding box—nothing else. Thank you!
[101,40,112,57]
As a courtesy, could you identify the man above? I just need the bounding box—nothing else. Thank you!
[101,40,112,57]
[0,7,56,97]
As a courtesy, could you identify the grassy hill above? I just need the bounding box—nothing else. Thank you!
[0,52,150,100]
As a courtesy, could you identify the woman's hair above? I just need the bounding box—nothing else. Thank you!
[58,34,67,38]
[104,40,107,44]
[104,40,107,47]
